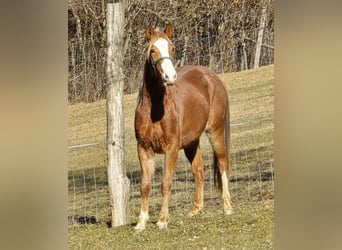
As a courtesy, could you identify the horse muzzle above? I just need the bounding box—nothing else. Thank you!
[162,71,177,86]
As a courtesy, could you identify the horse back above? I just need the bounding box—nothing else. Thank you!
[175,65,228,117]
[176,65,227,101]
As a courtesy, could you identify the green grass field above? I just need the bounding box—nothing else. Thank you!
[68,65,274,249]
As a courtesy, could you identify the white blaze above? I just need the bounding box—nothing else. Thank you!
[153,38,177,84]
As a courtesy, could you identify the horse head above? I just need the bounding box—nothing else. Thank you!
[145,24,177,86]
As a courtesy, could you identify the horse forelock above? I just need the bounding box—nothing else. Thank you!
[146,31,173,60]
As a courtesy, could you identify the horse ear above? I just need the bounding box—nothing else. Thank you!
[145,25,154,42]
[164,23,173,39]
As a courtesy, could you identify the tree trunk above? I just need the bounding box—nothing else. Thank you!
[106,1,130,227]
[241,30,248,71]
[254,6,267,69]
[180,33,189,67]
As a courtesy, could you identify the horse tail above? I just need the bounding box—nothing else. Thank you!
[214,108,230,192]
[225,109,231,165]
[214,154,222,191]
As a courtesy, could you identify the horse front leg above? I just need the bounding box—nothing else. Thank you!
[135,144,155,232]
[156,145,178,230]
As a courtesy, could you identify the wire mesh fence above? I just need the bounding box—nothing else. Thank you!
[68,65,274,225]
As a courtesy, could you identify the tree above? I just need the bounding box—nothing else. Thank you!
[254,4,268,69]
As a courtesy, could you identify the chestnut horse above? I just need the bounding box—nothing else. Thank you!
[134,24,233,231]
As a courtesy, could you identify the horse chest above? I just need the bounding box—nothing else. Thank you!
[136,120,170,153]
[135,92,180,153]
[135,113,168,153]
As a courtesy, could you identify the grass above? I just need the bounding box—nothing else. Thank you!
[69,201,274,249]
[68,65,274,249]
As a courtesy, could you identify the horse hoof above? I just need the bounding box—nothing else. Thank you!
[156,221,168,230]
[188,210,199,217]
[188,206,203,217]
[134,224,145,232]
[225,208,234,216]
[188,211,195,217]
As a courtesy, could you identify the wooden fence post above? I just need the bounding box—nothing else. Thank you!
[106,1,130,227]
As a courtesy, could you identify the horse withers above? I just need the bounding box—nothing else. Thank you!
[134,23,233,231]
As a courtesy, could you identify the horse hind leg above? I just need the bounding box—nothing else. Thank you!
[220,164,234,215]
[184,141,205,216]
[207,129,234,215]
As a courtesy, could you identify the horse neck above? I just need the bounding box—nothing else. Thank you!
[140,61,166,121]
